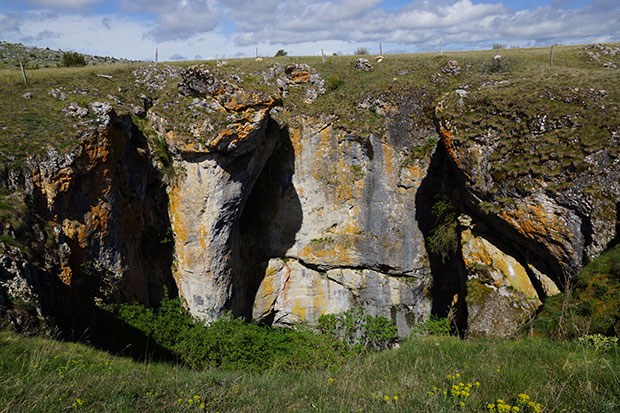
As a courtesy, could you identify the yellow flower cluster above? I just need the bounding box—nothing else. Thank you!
[426,372,480,409]
[71,398,84,407]
[371,394,398,403]
[486,394,544,413]
[177,394,206,410]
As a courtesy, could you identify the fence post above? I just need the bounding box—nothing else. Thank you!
[321,49,325,64]
[19,61,28,86]
[550,45,554,67]
[155,48,158,65]
[380,42,383,55]
[440,39,443,56]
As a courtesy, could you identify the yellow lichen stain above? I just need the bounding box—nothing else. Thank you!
[292,302,306,322]
[168,185,189,285]
[381,143,397,180]
[58,265,72,286]
[461,228,539,301]
[289,127,304,157]
[299,237,358,268]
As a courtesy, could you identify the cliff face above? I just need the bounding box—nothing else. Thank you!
[2,45,619,338]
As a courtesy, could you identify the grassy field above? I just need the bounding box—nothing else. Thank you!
[0,329,618,412]
[2,43,617,168]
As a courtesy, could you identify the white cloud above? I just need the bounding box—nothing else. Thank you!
[1,1,619,59]
[120,0,223,41]
[25,0,103,9]
[0,13,21,33]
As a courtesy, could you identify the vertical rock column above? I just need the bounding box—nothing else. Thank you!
[164,66,281,319]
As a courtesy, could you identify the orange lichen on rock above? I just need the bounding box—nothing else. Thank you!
[500,203,574,263]
[438,127,461,168]
[58,265,73,286]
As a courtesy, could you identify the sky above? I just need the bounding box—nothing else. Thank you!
[0,0,618,61]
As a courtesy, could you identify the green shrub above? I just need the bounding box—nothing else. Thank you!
[480,56,511,74]
[426,197,458,262]
[578,334,618,351]
[327,74,341,91]
[61,52,86,67]
[318,307,398,350]
[112,292,358,371]
[409,315,452,337]
[274,49,288,57]
[355,47,369,55]
[534,243,620,338]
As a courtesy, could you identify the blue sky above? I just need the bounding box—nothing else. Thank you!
[0,1,618,61]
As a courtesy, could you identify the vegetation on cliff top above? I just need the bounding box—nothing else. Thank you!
[2,43,618,168]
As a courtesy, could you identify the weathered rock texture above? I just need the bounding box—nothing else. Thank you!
[1,107,174,335]
[3,54,620,339]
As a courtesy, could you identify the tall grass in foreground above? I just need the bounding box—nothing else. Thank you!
[1,330,618,412]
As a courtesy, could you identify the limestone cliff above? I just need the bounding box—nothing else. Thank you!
[1,45,619,339]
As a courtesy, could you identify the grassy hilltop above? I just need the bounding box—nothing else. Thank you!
[1,43,618,166]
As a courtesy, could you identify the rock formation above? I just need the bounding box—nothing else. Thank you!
[2,47,619,339]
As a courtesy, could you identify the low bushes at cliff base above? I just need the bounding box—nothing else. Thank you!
[111,293,397,371]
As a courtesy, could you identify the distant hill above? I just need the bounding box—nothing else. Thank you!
[0,41,138,69]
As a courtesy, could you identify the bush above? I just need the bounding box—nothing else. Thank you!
[61,52,86,67]
[426,197,458,262]
[327,74,341,91]
[355,47,369,55]
[480,56,511,74]
[578,334,618,351]
[112,292,359,371]
[409,315,452,337]
[274,49,288,57]
[318,307,398,350]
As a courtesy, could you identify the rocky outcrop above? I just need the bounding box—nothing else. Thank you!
[252,258,430,336]
[3,54,619,339]
[458,214,543,337]
[29,108,173,306]
[436,85,620,287]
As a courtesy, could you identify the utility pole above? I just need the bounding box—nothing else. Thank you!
[440,39,443,56]
[379,42,383,55]
[256,47,258,58]
[155,48,158,65]
[19,61,28,86]
[321,49,325,64]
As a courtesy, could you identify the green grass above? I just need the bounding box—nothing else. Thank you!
[535,244,620,339]
[1,329,619,412]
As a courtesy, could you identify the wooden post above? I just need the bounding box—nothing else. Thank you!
[321,49,325,64]
[379,42,383,55]
[256,47,258,58]
[550,45,554,67]
[19,61,28,86]
[440,39,443,56]
[155,48,158,65]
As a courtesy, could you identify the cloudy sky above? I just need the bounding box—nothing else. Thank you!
[0,0,618,61]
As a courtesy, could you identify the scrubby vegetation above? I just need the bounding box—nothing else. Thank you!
[1,327,618,412]
[535,243,620,339]
[109,293,398,371]
[60,52,86,67]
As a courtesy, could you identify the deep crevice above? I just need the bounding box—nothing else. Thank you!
[233,117,302,320]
